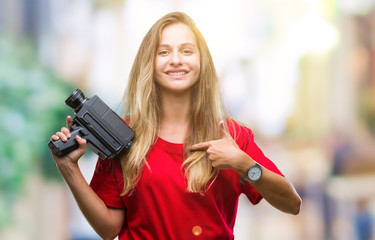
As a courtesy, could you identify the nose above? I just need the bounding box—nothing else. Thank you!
[169,51,182,66]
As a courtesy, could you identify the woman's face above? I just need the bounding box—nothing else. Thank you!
[154,23,200,95]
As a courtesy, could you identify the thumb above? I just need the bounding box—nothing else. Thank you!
[75,135,87,156]
[218,120,227,139]
[219,120,237,145]
[76,135,87,148]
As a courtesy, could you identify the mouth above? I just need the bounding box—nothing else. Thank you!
[166,71,188,77]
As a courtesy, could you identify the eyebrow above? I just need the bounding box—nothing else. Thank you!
[158,43,197,48]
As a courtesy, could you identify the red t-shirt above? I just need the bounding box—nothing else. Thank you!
[90,121,283,239]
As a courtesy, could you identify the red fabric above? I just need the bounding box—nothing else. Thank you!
[90,121,283,239]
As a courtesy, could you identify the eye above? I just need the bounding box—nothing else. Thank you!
[182,49,193,55]
[158,50,169,56]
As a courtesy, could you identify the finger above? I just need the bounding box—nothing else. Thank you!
[51,135,59,141]
[66,116,73,129]
[219,120,232,139]
[219,121,239,149]
[61,135,87,160]
[218,120,225,138]
[76,135,87,154]
[61,127,71,138]
[56,132,68,142]
[76,135,87,147]
[189,142,211,151]
[219,120,236,142]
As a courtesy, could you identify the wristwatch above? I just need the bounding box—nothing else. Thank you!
[241,162,262,183]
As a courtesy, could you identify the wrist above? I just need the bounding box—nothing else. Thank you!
[240,162,263,184]
[57,161,80,179]
[234,151,254,179]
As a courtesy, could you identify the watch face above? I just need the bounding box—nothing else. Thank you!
[248,164,262,181]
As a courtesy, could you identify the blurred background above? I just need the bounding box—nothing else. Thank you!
[0,0,375,239]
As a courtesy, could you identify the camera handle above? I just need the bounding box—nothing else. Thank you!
[48,125,88,157]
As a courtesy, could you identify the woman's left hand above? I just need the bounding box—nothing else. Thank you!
[190,121,302,215]
[189,121,251,171]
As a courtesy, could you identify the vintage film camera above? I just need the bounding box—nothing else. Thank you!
[48,89,135,159]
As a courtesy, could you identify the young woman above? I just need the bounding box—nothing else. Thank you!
[51,12,301,240]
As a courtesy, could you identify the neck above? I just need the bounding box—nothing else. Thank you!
[158,90,191,143]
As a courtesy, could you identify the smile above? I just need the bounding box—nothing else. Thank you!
[167,71,187,76]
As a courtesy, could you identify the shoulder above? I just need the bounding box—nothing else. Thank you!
[92,157,123,179]
[224,118,254,142]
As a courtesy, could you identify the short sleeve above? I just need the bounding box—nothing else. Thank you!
[229,121,284,205]
[89,158,125,209]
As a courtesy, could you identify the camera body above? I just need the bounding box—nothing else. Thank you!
[48,89,135,159]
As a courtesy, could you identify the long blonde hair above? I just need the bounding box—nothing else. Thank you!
[121,12,227,195]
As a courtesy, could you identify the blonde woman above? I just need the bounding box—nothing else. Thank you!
[51,12,301,240]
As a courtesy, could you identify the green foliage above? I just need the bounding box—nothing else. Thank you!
[0,37,74,229]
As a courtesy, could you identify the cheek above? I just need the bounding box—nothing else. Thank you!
[191,56,201,73]
[194,63,201,80]
[195,56,201,73]
[154,62,163,84]
[154,57,165,71]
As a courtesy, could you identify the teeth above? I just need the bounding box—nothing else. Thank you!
[168,71,186,76]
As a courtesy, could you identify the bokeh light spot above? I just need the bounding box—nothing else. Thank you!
[192,225,202,236]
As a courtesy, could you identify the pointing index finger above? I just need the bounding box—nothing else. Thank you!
[189,142,211,151]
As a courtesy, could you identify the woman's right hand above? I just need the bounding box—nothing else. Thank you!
[50,116,87,169]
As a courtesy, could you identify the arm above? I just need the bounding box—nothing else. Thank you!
[51,116,125,239]
[190,121,301,215]
[232,151,301,215]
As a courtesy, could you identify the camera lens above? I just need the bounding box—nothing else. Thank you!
[65,89,86,112]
